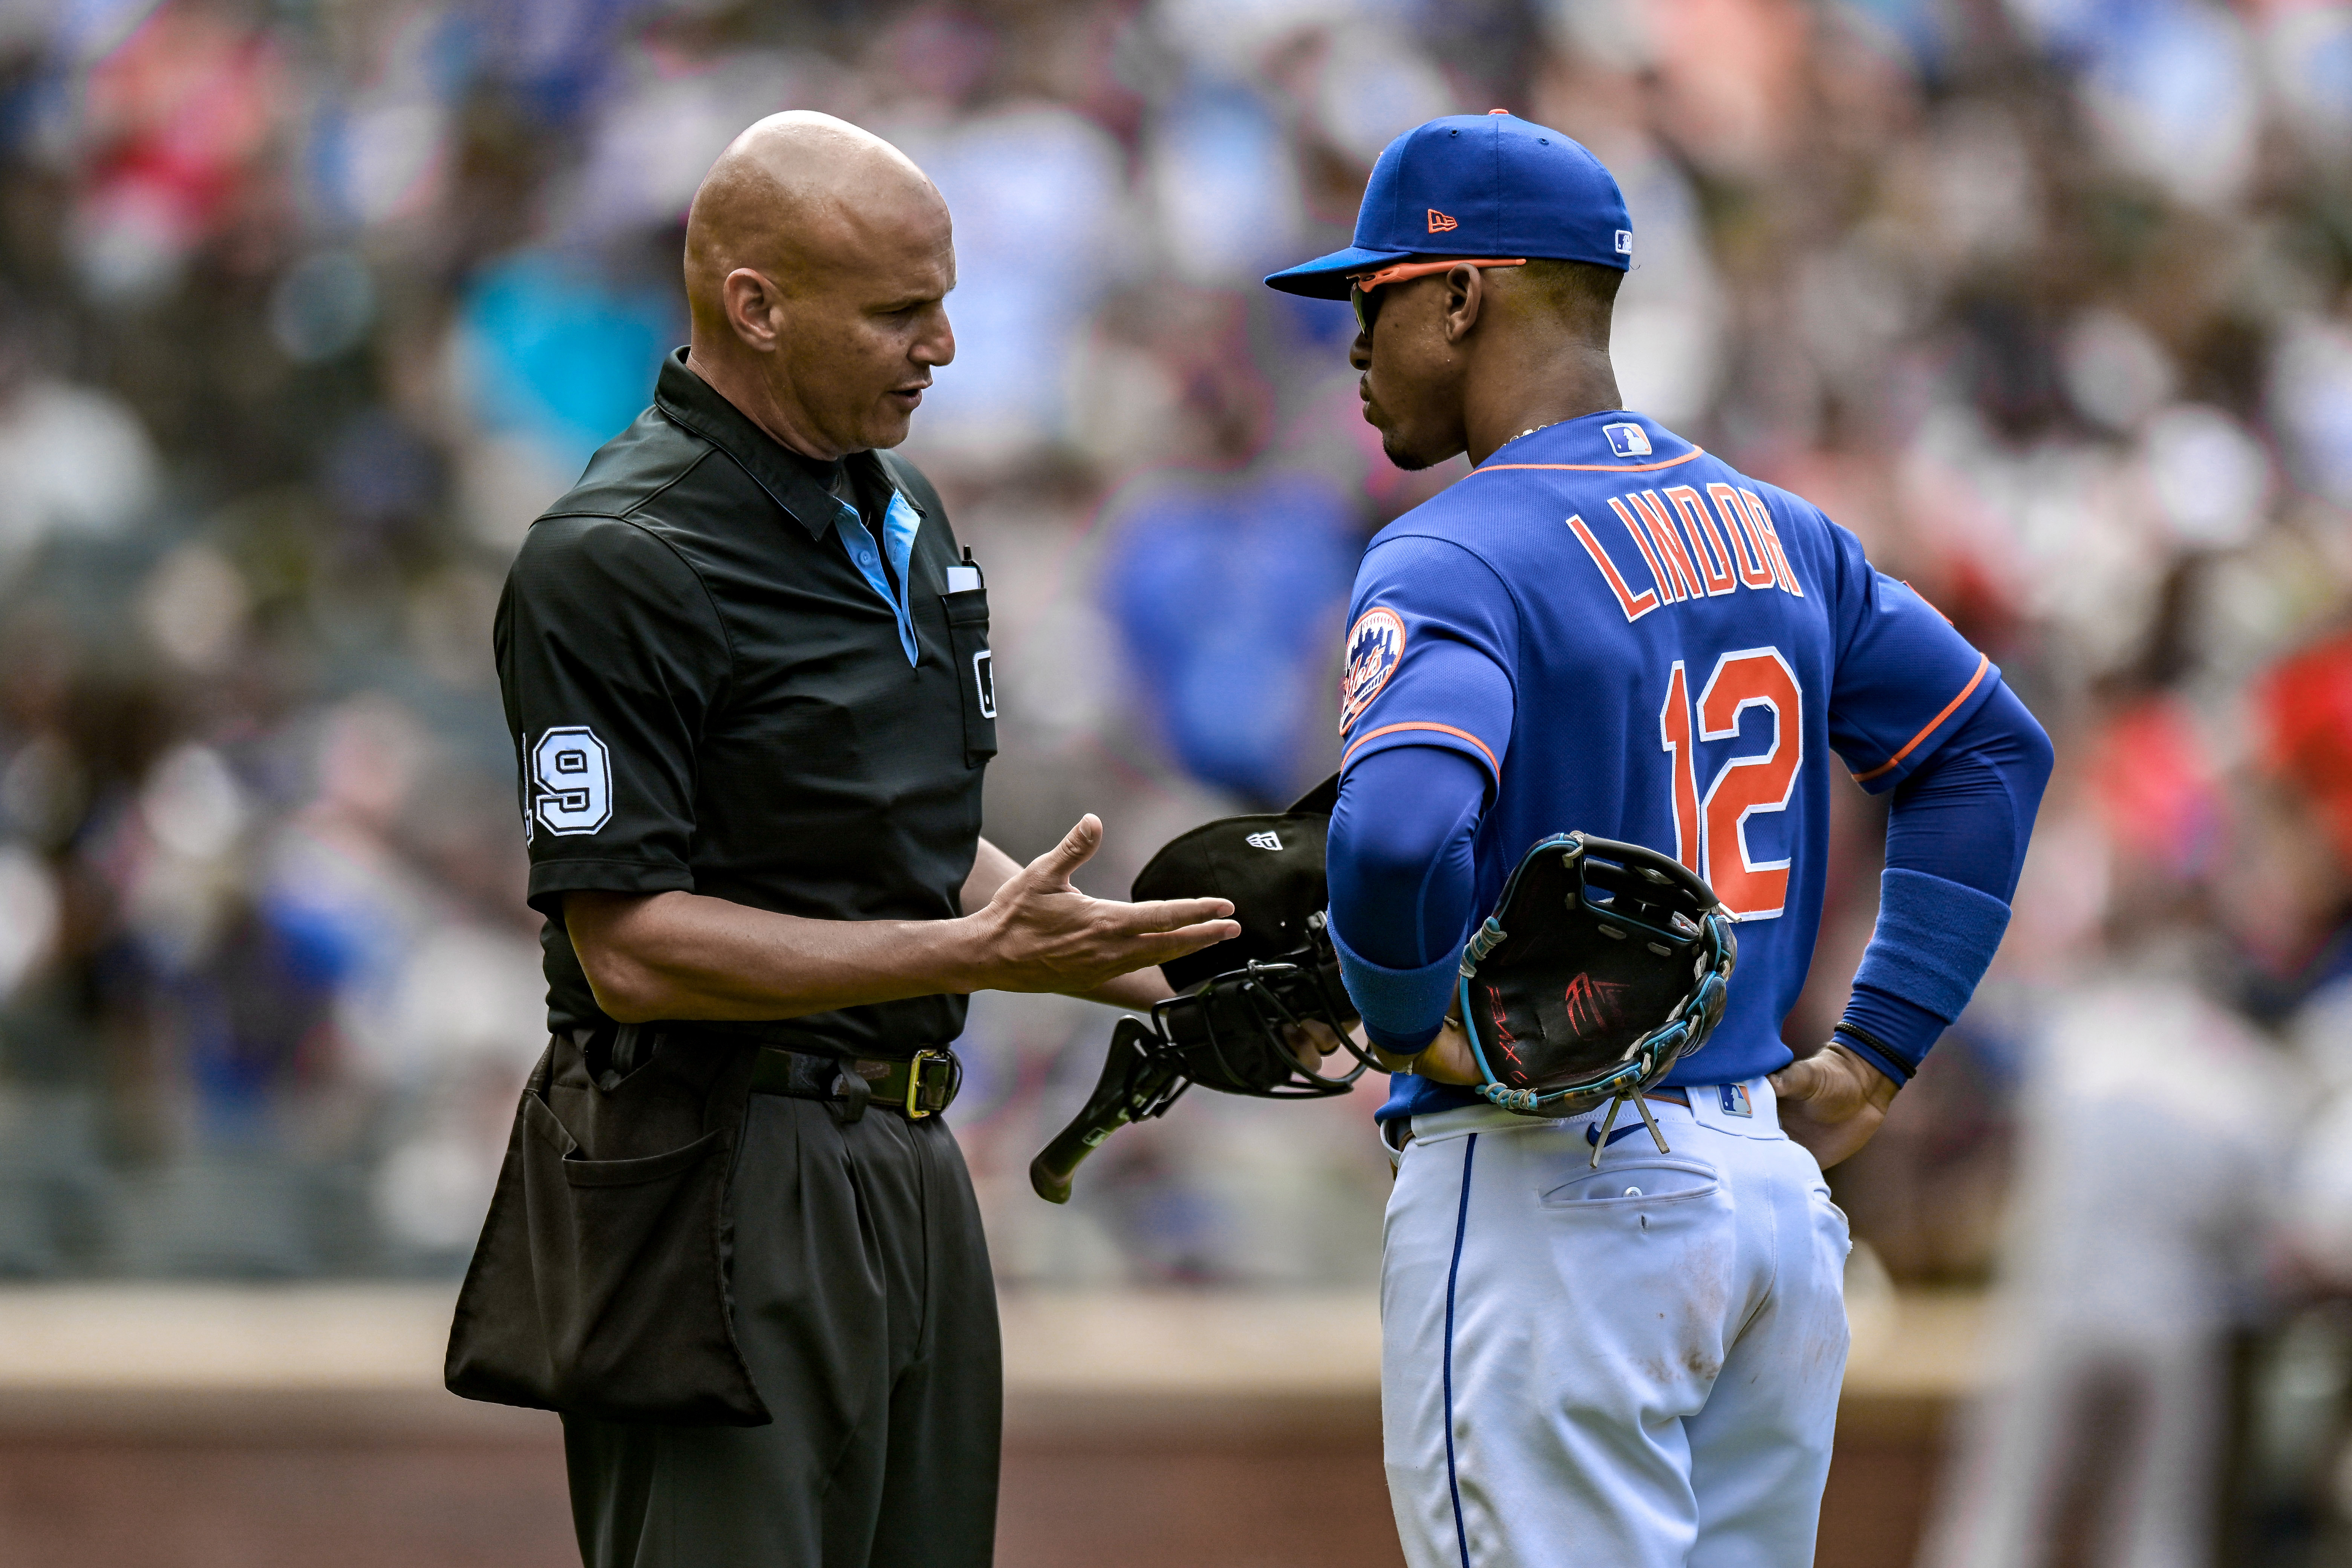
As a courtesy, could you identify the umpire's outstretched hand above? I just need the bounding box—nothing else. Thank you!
[1769,1043,1900,1170]
[970,816,1240,995]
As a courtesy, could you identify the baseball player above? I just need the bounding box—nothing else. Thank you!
[1263,114,2054,1565]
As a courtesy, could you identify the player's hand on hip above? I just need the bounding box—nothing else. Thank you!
[1769,1043,1899,1170]
[1359,1016,1483,1084]
[1414,1015,1485,1084]
[968,815,1239,994]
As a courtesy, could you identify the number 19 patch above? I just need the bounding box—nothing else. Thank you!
[531,726,613,836]
[1339,608,1405,734]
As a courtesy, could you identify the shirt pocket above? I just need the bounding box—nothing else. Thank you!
[940,586,997,767]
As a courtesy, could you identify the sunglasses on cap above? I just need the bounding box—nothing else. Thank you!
[1349,257,1527,338]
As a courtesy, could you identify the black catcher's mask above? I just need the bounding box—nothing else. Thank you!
[1130,773,1371,1098]
[1031,775,1375,1202]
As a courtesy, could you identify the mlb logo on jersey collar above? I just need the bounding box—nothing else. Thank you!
[1718,1083,1753,1117]
[1603,423,1652,458]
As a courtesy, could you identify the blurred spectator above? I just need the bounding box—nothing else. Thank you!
[1921,958,2291,1568]
[1101,466,1357,804]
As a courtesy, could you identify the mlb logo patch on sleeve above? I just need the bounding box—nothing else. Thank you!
[1603,423,1652,458]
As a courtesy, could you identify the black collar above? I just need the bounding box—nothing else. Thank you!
[652,348,900,541]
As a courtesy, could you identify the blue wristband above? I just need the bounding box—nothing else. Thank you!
[1330,916,1457,1052]
[1850,867,2011,1028]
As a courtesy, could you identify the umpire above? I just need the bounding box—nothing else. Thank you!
[460,113,1237,1568]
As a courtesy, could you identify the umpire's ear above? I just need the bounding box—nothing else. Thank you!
[720,267,787,352]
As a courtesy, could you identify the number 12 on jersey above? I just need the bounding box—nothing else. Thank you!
[1658,648,1803,919]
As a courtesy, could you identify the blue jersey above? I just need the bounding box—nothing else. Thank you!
[1336,410,1997,1109]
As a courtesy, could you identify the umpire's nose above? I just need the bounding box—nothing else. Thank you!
[914,301,955,368]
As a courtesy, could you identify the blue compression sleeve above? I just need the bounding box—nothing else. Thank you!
[1834,681,2052,1081]
[1328,745,1488,1052]
[1879,680,2050,902]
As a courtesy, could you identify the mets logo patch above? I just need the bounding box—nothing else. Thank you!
[1338,608,1406,733]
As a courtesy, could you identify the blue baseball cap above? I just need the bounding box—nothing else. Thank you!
[1263,111,1632,300]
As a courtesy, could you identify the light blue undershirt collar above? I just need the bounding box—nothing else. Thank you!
[828,489,922,666]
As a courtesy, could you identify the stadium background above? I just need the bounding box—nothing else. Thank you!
[0,0,2350,1562]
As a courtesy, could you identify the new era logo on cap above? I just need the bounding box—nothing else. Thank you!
[1603,423,1652,458]
[1245,830,1283,851]
[1427,209,1458,233]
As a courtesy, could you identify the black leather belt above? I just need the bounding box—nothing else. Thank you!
[749,1045,960,1124]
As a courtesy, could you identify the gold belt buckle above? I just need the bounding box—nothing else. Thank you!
[906,1049,941,1119]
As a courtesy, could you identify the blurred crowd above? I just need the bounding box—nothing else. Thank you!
[2,0,2352,1543]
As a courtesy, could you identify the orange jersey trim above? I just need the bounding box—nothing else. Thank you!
[1474,448,1707,476]
[1852,654,1991,784]
[1342,721,1500,777]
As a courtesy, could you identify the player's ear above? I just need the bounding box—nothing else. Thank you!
[1443,263,1484,343]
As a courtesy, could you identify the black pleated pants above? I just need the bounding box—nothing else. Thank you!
[562,1092,1001,1568]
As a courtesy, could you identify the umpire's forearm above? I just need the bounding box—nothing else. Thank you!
[567,889,992,1023]
[1073,969,1176,1011]
[568,820,1239,1024]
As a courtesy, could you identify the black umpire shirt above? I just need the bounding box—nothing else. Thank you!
[495,348,997,1059]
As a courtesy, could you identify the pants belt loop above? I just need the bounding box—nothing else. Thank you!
[831,1067,871,1124]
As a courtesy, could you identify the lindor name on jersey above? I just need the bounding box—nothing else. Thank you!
[1566,482,1804,622]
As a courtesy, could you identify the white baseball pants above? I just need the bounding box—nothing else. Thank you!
[1381,1078,1851,1568]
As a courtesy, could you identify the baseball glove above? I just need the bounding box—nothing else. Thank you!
[1456,832,1736,1152]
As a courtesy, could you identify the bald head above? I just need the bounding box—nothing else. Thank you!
[685,112,945,332]
[681,113,957,459]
